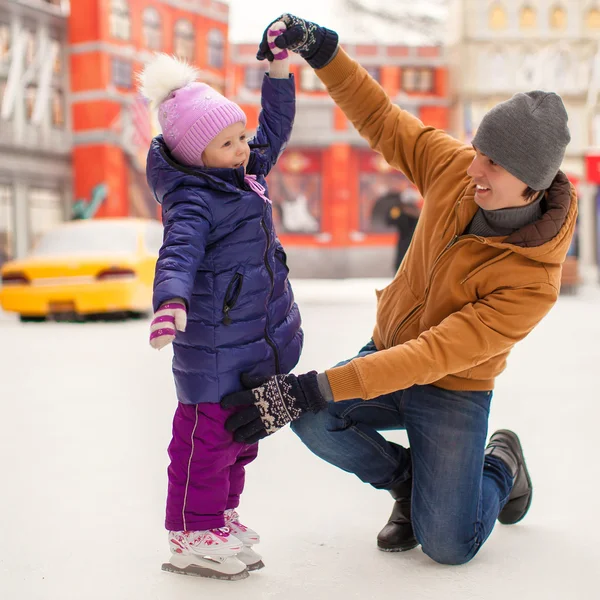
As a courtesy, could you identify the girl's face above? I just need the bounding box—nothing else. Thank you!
[201,121,250,169]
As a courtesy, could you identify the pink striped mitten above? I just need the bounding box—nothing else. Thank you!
[267,21,289,61]
[149,299,187,350]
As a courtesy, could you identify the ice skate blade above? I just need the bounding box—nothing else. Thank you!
[238,545,264,571]
[161,561,249,581]
[247,559,265,571]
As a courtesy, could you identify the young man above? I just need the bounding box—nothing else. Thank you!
[221,14,576,565]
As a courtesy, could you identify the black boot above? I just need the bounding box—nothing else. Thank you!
[485,429,533,525]
[376,478,418,552]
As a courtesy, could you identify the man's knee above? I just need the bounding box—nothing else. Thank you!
[415,521,479,566]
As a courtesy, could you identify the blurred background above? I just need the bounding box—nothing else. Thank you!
[0,0,598,316]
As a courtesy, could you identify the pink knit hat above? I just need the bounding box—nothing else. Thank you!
[158,82,247,167]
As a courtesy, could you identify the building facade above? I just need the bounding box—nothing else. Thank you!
[230,42,451,277]
[69,0,229,223]
[0,0,71,266]
[448,0,600,280]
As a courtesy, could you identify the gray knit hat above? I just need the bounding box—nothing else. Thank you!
[472,91,570,190]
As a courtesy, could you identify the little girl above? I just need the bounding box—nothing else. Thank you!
[139,28,302,581]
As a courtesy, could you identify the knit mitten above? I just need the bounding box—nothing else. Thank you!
[257,14,339,69]
[267,20,289,79]
[149,299,187,350]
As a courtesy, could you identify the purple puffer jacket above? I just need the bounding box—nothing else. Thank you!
[147,74,303,405]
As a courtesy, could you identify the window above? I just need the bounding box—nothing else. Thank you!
[51,89,64,127]
[111,58,132,88]
[0,184,14,266]
[110,0,131,41]
[25,30,35,67]
[208,29,225,69]
[29,188,64,248]
[51,39,61,74]
[365,66,381,82]
[0,23,10,62]
[550,5,567,31]
[401,68,434,93]
[300,68,325,92]
[142,7,162,50]
[586,8,600,30]
[244,65,267,91]
[174,19,195,62]
[520,6,536,29]
[489,3,508,30]
[25,85,36,122]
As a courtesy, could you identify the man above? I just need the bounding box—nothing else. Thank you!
[221,14,576,565]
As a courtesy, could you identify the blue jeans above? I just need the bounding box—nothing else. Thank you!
[291,341,514,565]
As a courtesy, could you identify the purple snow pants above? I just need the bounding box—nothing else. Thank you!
[165,402,258,531]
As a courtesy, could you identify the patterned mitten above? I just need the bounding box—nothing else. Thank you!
[267,20,289,78]
[149,299,187,350]
[257,14,339,69]
[221,371,327,444]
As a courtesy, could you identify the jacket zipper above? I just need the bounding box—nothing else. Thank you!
[222,273,243,325]
[261,218,281,373]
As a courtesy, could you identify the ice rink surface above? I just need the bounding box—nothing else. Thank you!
[1,279,598,600]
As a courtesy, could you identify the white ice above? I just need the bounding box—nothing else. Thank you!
[1,279,599,600]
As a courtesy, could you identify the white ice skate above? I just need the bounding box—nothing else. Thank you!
[225,509,264,571]
[162,527,248,580]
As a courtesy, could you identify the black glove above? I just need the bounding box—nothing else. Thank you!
[256,14,339,69]
[221,371,327,444]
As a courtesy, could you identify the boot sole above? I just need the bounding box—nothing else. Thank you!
[495,429,533,525]
[377,539,419,552]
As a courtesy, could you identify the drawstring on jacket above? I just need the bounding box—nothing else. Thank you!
[244,174,272,205]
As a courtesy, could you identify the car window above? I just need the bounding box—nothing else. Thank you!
[30,221,139,257]
[144,222,164,256]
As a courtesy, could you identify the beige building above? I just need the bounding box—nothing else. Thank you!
[0,0,72,266]
[448,0,600,279]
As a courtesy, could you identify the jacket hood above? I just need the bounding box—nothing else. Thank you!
[146,136,248,206]
[480,170,577,266]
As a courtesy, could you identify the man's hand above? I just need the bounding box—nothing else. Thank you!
[221,371,327,444]
[257,14,339,69]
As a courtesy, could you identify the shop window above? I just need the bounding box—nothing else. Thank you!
[489,3,508,30]
[550,5,567,31]
[0,184,14,266]
[208,29,225,69]
[111,58,132,88]
[51,89,64,127]
[300,68,325,92]
[110,0,131,41]
[244,65,267,91]
[142,6,162,51]
[174,19,195,63]
[586,8,600,30]
[25,85,36,122]
[520,6,536,29]
[29,188,64,248]
[401,67,434,93]
[0,23,10,62]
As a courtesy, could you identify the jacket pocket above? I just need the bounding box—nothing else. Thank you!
[222,272,243,326]
[275,247,289,273]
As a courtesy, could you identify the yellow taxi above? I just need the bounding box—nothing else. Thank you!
[0,218,163,321]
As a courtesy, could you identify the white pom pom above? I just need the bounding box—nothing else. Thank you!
[138,53,199,106]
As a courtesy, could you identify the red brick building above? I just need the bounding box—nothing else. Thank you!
[69,0,229,220]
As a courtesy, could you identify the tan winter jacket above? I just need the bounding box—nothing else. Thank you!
[317,48,577,401]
